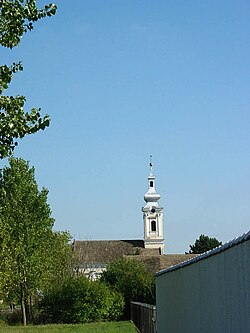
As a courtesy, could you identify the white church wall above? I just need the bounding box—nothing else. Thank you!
[76,264,107,281]
[156,232,250,333]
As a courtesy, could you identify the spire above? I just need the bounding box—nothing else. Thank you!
[149,155,153,176]
[144,156,161,205]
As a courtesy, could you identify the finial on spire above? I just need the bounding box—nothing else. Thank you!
[149,155,153,175]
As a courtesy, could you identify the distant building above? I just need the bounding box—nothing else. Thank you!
[73,158,196,279]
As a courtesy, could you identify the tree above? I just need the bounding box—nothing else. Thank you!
[0,1,57,159]
[44,231,73,291]
[101,258,155,319]
[188,234,222,254]
[0,157,70,325]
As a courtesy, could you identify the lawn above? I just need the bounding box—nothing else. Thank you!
[0,321,138,333]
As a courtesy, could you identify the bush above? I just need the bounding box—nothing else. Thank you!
[3,310,22,325]
[101,258,155,319]
[37,276,124,324]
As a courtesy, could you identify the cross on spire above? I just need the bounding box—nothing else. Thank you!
[150,155,153,175]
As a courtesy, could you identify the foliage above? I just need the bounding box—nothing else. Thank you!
[101,258,155,319]
[0,157,71,325]
[0,321,138,333]
[0,1,57,159]
[0,0,57,48]
[42,231,73,293]
[188,234,222,254]
[38,276,124,324]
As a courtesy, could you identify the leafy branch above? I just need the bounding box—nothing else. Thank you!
[0,1,57,159]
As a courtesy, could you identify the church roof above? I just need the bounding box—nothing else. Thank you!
[72,239,145,265]
[72,239,198,274]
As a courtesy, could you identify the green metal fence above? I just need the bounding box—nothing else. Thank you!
[131,301,156,333]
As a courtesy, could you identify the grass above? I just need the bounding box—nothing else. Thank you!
[0,321,138,333]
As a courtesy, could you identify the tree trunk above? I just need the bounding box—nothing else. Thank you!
[20,284,27,325]
[21,298,27,326]
[29,295,32,321]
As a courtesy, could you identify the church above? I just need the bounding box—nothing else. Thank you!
[72,159,196,279]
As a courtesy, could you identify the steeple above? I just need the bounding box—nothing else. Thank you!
[144,156,161,205]
[149,155,153,176]
[142,157,164,253]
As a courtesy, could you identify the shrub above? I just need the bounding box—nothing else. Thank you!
[37,276,124,324]
[101,258,155,319]
[3,310,22,325]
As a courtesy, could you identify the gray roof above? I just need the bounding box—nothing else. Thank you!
[73,239,198,274]
[73,239,145,264]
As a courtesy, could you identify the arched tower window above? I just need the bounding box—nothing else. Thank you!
[151,220,156,232]
[150,181,154,187]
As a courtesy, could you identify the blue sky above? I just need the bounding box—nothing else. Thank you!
[1,0,249,253]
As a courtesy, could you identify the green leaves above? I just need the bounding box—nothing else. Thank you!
[38,276,124,324]
[188,234,222,254]
[0,1,57,48]
[0,93,51,158]
[101,258,155,319]
[0,1,57,159]
[0,62,23,94]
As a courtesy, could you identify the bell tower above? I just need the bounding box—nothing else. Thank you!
[142,157,164,254]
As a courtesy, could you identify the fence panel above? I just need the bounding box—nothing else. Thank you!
[131,301,156,333]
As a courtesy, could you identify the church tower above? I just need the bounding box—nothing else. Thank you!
[142,157,164,254]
